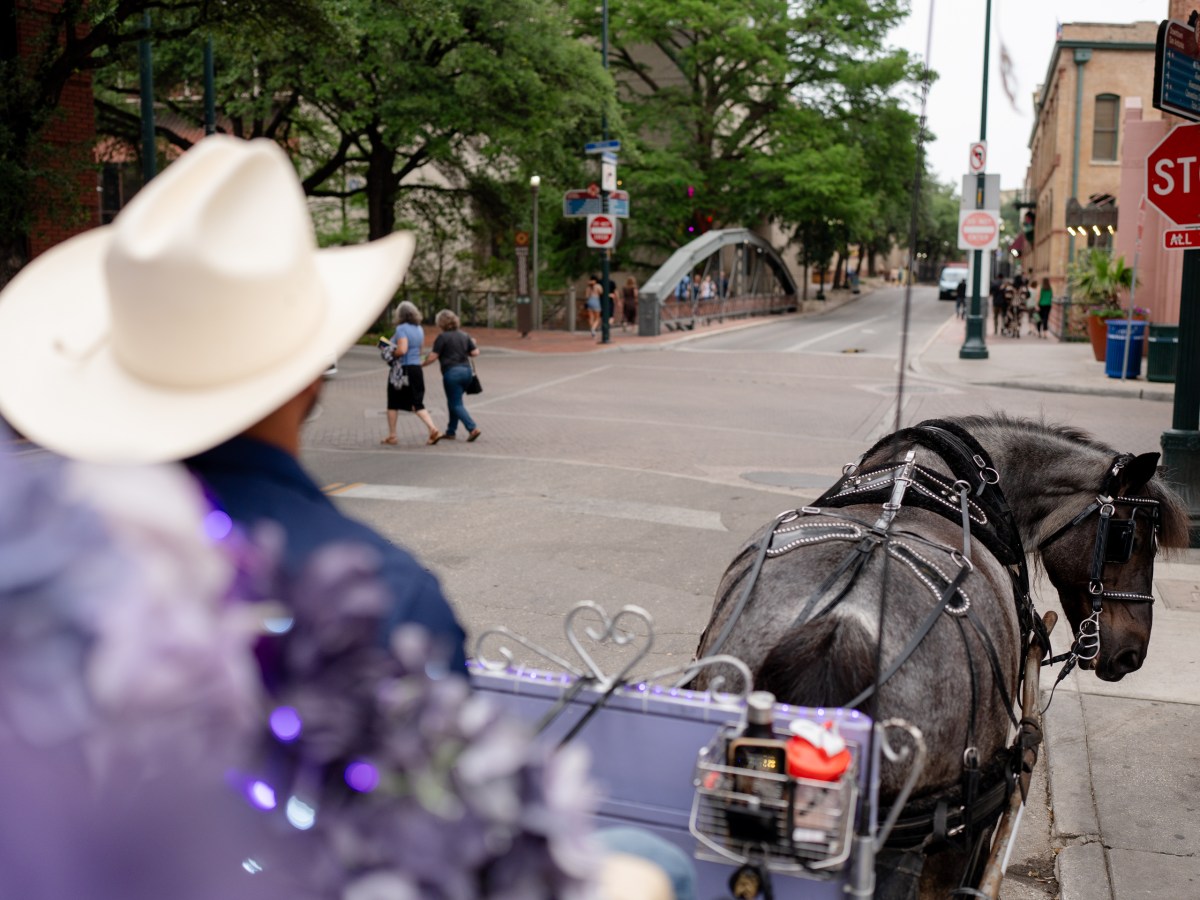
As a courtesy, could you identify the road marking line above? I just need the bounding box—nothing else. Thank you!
[322,482,345,492]
[470,365,613,407]
[325,482,363,495]
[784,313,893,352]
[334,483,726,531]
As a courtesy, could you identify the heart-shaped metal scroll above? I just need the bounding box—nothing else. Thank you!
[473,625,586,677]
[564,601,655,690]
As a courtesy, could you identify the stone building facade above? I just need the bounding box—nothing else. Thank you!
[1023,21,1160,336]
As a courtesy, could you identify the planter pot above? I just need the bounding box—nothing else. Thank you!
[1087,314,1147,362]
[1086,315,1108,361]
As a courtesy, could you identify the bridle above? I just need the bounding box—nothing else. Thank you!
[1037,454,1162,664]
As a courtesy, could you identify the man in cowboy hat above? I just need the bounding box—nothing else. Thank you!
[0,136,466,671]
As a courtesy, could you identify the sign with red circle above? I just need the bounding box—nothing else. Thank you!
[958,210,999,251]
[586,214,616,249]
[1146,123,1200,226]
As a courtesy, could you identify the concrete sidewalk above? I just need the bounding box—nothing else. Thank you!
[472,295,1199,899]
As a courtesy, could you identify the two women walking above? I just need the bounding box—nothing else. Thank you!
[381,305,481,445]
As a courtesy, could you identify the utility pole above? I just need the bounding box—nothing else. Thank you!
[599,0,612,345]
[138,12,157,182]
[959,0,992,359]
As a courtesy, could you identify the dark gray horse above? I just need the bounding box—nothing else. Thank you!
[694,415,1189,898]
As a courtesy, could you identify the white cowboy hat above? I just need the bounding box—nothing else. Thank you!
[0,135,414,464]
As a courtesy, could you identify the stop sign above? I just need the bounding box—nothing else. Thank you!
[586,214,616,249]
[1146,123,1200,226]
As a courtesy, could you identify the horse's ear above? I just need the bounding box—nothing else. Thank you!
[1117,452,1160,493]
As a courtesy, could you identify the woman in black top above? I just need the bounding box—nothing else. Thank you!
[422,309,481,441]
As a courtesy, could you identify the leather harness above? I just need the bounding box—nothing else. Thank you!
[702,420,1162,858]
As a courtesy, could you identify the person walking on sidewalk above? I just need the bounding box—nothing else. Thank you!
[1035,277,1053,338]
[382,300,442,446]
[954,278,966,319]
[585,276,602,337]
[621,276,639,329]
[423,309,481,442]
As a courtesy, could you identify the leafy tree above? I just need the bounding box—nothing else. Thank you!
[92,0,614,293]
[0,0,330,285]
[586,0,922,274]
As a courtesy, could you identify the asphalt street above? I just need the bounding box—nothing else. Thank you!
[301,283,1196,899]
[304,284,1172,676]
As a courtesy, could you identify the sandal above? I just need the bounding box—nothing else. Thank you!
[467,429,482,442]
[427,431,444,445]
[380,436,398,445]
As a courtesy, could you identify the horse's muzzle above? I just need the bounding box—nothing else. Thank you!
[1097,648,1143,681]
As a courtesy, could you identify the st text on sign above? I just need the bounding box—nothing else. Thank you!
[586,214,616,249]
[1146,123,1200,226]
[957,209,999,251]
[1165,228,1200,250]
[1154,18,1200,123]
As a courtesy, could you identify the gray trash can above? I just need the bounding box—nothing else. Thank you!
[1147,324,1179,383]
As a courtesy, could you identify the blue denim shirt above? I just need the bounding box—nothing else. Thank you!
[186,436,467,673]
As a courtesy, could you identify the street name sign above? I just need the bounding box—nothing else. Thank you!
[563,189,629,218]
[958,209,1000,251]
[968,141,987,173]
[1145,123,1200,225]
[586,214,616,249]
[1165,228,1200,249]
[584,139,621,154]
[1154,17,1200,123]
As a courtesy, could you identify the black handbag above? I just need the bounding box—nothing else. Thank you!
[465,358,482,395]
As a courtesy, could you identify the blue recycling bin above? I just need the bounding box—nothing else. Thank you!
[1105,320,1147,379]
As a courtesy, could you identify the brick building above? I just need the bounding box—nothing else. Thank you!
[1023,21,1161,336]
[9,2,100,260]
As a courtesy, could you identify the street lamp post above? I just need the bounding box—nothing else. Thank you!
[530,175,540,331]
[959,0,992,359]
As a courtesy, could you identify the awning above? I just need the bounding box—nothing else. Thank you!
[1009,233,1028,256]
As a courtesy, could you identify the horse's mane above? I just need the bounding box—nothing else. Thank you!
[948,413,1191,551]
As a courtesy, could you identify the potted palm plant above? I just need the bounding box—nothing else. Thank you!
[1068,250,1140,361]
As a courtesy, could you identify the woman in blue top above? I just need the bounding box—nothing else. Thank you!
[382,301,443,446]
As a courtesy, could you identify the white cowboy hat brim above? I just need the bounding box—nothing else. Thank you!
[0,227,414,464]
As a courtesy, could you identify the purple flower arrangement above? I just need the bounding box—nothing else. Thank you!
[0,427,599,899]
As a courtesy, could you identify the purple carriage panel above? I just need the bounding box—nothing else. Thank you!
[470,661,880,899]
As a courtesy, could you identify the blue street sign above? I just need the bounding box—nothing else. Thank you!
[1154,18,1200,123]
[584,139,621,154]
[562,196,630,218]
[600,151,617,165]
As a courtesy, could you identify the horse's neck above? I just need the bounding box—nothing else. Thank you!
[967,424,1106,548]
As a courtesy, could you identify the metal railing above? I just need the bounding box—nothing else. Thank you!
[396,287,578,331]
[656,293,798,333]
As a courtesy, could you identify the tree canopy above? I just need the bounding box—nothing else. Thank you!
[586,0,924,274]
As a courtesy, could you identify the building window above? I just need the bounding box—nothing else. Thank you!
[1093,94,1119,161]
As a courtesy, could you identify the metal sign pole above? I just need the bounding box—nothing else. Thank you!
[960,0,992,359]
[1162,246,1200,546]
